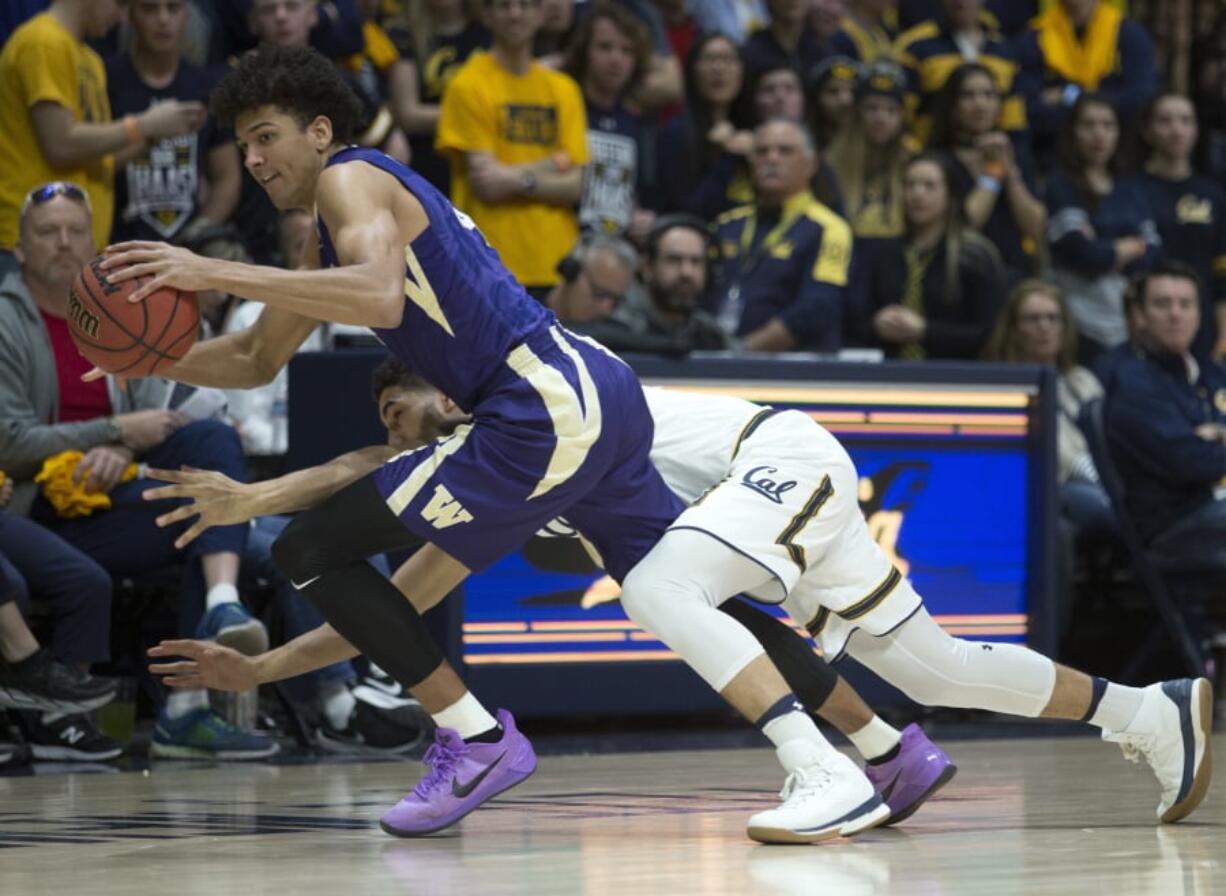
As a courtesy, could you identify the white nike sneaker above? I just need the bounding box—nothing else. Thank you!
[1102,677,1214,823]
[747,740,891,844]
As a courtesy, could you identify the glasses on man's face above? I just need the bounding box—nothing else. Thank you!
[20,181,92,218]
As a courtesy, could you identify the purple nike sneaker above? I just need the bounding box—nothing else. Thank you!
[379,708,537,836]
[864,723,957,826]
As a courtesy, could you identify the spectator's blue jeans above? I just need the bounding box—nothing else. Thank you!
[0,512,112,663]
[34,420,249,637]
[245,514,355,705]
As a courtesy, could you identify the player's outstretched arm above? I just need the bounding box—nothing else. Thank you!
[142,444,396,548]
[101,164,416,329]
[149,623,359,690]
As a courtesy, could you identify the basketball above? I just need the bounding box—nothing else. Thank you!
[67,254,199,376]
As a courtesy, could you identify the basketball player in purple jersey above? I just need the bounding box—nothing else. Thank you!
[99,45,888,842]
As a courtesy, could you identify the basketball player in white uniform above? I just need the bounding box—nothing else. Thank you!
[147,379,1215,826]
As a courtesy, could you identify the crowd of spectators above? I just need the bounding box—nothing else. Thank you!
[1,0,1225,763]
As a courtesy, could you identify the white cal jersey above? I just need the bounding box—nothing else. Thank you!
[642,387,762,504]
[640,386,921,658]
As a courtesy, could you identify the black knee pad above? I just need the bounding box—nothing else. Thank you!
[271,512,326,586]
[720,597,839,709]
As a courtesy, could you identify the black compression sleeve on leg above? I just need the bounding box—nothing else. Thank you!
[719,597,840,710]
[272,474,445,690]
[297,562,445,689]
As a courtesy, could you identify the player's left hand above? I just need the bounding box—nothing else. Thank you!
[148,639,258,691]
[142,466,262,549]
[100,241,218,302]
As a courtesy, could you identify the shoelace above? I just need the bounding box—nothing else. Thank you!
[1117,734,1177,800]
[1116,732,1157,765]
[412,738,466,798]
[778,761,836,803]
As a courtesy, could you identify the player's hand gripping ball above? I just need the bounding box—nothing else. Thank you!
[67,254,199,376]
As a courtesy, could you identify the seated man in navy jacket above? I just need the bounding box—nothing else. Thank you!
[711,118,852,353]
[1105,263,1226,570]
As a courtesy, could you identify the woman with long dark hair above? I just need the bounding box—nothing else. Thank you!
[1135,91,1226,360]
[928,62,1045,283]
[857,151,1004,358]
[651,32,754,218]
[985,278,1116,635]
[1045,94,1161,363]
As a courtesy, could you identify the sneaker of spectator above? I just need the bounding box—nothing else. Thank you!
[314,682,433,755]
[150,705,280,761]
[14,710,123,761]
[0,647,116,715]
[195,603,270,657]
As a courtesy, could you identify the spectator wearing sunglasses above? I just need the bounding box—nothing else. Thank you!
[0,0,207,276]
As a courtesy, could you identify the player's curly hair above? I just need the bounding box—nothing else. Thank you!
[211,45,364,142]
[370,356,432,403]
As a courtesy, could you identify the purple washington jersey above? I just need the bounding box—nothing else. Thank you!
[314,147,682,579]
[317,146,554,412]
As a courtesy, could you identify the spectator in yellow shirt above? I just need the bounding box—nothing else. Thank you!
[436,0,588,296]
[0,0,205,273]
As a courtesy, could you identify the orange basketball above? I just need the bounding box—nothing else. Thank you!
[67,255,199,376]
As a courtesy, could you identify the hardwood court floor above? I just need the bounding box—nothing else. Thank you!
[0,734,1222,896]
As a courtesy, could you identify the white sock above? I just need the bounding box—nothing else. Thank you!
[322,685,357,731]
[1088,681,1146,731]
[762,713,836,770]
[846,716,902,761]
[166,688,210,719]
[205,583,240,612]
[432,692,498,740]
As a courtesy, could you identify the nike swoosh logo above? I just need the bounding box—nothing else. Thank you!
[290,575,321,590]
[452,751,506,798]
